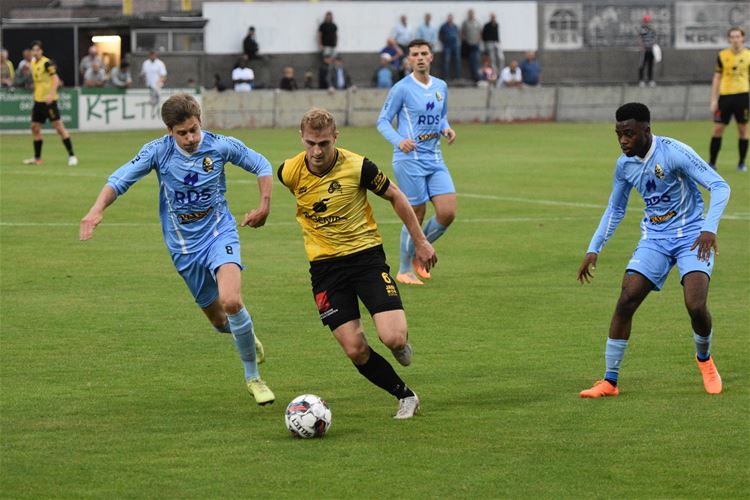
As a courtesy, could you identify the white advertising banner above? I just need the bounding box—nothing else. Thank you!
[675,2,750,49]
[78,89,201,131]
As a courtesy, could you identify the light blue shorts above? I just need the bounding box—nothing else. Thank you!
[392,159,456,206]
[626,236,713,291]
[171,231,243,308]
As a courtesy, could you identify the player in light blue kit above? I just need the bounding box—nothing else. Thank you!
[80,93,275,405]
[577,102,731,398]
[377,39,457,285]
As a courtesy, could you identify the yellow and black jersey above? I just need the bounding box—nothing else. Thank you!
[715,47,750,95]
[278,148,391,262]
[31,56,58,102]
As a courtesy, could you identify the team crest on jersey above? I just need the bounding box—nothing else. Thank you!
[435,91,443,101]
[202,156,214,172]
[328,180,342,194]
[654,163,665,179]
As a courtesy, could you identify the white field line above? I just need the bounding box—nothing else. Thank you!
[0,216,602,228]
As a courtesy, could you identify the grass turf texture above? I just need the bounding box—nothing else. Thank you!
[1,121,748,498]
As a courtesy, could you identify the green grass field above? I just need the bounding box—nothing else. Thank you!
[1,121,748,498]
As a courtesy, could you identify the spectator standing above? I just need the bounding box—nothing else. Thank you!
[243,26,259,61]
[439,14,461,80]
[461,9,482,81]
[415,14,438,49]
[638,15,657,87]
[79,45,103,80]
[232,57,254,92]
[374,53,398,88]
[141,50,167,106]
[482,13,504,73]
[519,50,541,86]
[280,66,298,91]
[499,60,523,88]
[1,49,15,87]
[318,11,338,58]
[392,15,412,55]
[83,60,107,87]
[108,61,133,89]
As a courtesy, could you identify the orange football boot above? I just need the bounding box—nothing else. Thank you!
[696,356,722,394]
[579,379,619,398]
[412,258,432,279]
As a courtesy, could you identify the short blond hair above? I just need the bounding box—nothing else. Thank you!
[300,107,337,134]
[161,93,201,129]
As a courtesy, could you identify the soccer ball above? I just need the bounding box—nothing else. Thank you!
[284,394,332,438]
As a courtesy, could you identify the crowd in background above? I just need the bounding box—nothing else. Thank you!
[0,10,545,95]
[215,10,543,94]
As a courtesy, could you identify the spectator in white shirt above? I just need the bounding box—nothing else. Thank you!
[232,57,255,92]
[141,50,167,105]
[415,13,438,48]
[391,15,412,54]
[499,60,523,88]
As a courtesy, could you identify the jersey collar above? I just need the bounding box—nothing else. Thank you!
[410,72,432,90]
[635,135,656,163]
[175,130,204,157]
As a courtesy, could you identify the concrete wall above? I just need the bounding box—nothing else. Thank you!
[129,47,717,92]
[202,84,712,129]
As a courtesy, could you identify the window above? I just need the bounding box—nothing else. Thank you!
[134,31,169,52]
[132,30,204,53]
[172,31,203,52]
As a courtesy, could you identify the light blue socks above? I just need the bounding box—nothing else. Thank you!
[604,338,628,385]
[694,330,712,362]
[227,307,259,380]
[398,216,447,273]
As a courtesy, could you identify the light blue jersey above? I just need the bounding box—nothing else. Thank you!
[107,131,272,254]
[588,136,730,254]
[377,73,451,164]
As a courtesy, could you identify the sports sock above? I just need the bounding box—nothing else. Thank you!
[214,322,231,334]
[398,225,412,274]
[354,347,414,399]
[709,137,721,165]
[694,330,712,362]
[62,137,75,156]
[33,139,42,160]
[604,338,628,386]
[400,216,448,272]
[422,216,447,244]
[739,138,748,164]
[226,307,259,380]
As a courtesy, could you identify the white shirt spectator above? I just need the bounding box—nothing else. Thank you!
[141,57,167,90]
[391,17,412,48]
[232,66,255,92]
[500,65,523,87]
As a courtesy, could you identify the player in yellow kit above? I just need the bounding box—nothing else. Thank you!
[709,27,749,172]
[278,108,436,419]
[23,40,77,166]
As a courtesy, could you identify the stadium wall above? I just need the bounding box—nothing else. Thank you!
[201,84,713,129]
